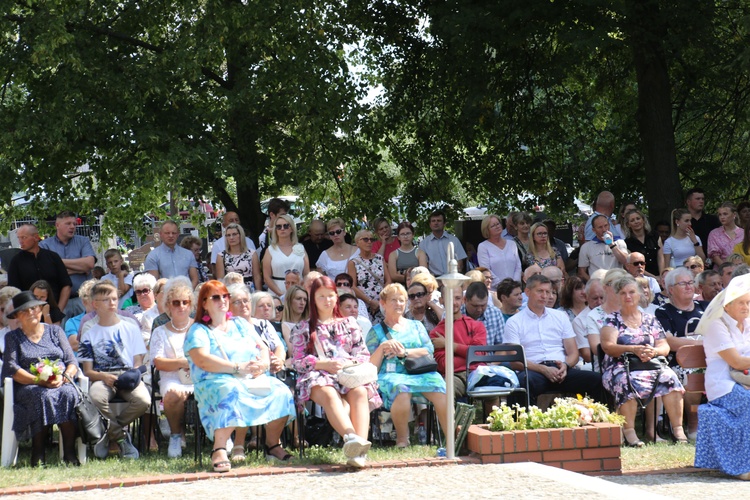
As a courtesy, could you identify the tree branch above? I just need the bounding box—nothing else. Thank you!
[201,67,233,90]
[67,22,164,53]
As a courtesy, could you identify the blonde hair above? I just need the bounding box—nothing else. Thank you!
[480,214,502,239]
[326,218,346,232]
[380,282,408,301]
[223,272,244,286]
[411,272,439,293]
[635,277,654,307]
[224,223,248,253]
[528,222,555,260]
[270,214,298,247]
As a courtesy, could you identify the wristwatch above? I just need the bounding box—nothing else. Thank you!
[694,241,701,246]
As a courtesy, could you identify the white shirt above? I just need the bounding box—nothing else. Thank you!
[504,306,575,363]
[211,236,257,265]
[703,312,750,401]
[572,306,594,350]
[578,240,627,275]
[102,272,134,309]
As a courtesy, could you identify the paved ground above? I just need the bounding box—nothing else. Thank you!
[9,463,750,499]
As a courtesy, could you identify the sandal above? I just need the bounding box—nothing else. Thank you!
[230,445,246,463]
[265,443,293,462]
[211,448,232,473]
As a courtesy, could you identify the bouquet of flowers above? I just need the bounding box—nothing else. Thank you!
[29,358,65,383]
[487,394,625,431]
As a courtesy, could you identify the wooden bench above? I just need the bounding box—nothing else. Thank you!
[675,344,706,435]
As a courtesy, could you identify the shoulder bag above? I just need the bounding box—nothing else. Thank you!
[313,331,377,389]
[382,324,437,375]
[621,352,667,409]
[65,374,109,446]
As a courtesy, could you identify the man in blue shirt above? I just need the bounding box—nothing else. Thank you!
[144,221,198,288]
[39,211,96,316]
[419,210,467,276]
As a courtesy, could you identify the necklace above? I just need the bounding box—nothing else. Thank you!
[170,319,191,332]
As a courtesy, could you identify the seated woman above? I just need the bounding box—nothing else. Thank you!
[184,280,295,472]
[404,280,441,333]
[600,276,686,447]
[29,280,65,326]
[291,276,381,468]
[683,255,705,279]
[251,291,286,375]
[149,277,195,458]
[559,276,587,322]
[694,274,750,479]
[365,283,448,448]
[0,291,80,466]
[281,285,309,354]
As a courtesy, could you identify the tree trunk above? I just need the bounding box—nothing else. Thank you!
[628,0,683,224]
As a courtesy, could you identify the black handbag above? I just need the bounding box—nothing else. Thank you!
[65,374,109,445]
[383,326,438,375]
[621,353,667,409]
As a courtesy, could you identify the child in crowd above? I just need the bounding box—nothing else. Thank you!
[101,248,134,309]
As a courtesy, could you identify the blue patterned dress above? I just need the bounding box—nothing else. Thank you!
[601,312,684,407]
[183,318,295,440]
[365,320,446,410]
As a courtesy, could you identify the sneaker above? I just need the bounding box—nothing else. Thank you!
[168,434,183,458]
[342,434,371,459]
[346,455,367,468]
[118,432,140,459]
[93,436,110,459]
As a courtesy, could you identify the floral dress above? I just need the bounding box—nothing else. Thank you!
[291,316,382,412]
[365,320,445,410]
[183,317,295,440]
[601,312,684,407]
[352,254,386,321]
[526,249,560,270]
[222,250,256,289]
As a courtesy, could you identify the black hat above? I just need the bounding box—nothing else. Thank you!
[114,365,147,391]
[6,291,47,319]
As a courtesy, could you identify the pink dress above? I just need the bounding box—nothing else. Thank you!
[291,316,382,411]
[707,227,743,264]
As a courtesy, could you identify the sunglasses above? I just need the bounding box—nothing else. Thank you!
[275,305,284,312]
[408,291,428,300]
[134,288,152,296]
[275,223,291,230]
[328,229,344,236]
[631,261,646,266]
[209,293,231,302]
[336,282,351,287]
[171,299,190,307]
[359,237,377,243]
[689,264,703,270]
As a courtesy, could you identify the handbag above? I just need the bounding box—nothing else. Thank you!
[64,374,109,445]
[211,326,272,396]
[621,352,667,409]
[166,332,194,386]
[313,333,378,389]
[383,325,438,375]
[730,368,750,387]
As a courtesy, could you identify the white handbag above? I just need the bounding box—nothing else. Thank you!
[166,331,193,386]
[314,334,378,389]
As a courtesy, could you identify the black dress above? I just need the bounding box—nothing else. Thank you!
[625,233,661,277]
[0,324,79,440]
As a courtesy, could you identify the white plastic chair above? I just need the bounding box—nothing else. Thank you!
[1,376,88,467]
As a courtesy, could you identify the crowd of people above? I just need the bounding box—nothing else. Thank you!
[1,191,750,480]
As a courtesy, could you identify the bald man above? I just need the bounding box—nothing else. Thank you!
[210,211,257,275]
[584,191,621,241]
[7,224,72,309]
[626,252,661,296]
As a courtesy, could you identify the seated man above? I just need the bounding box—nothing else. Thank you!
[461,282,504,345]
[430,286,487,398]
[696,269,722,302]
[577,214,628,281]
[504,274,604,405]
[77,281,150,459]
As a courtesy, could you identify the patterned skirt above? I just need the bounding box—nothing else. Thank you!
[695,384,750,476]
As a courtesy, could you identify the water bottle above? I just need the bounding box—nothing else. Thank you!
[603,234,613,246]
[417,423,427,445]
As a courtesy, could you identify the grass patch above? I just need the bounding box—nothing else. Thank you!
[621,442,696,472]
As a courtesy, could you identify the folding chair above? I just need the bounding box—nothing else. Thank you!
[465,343,531,416]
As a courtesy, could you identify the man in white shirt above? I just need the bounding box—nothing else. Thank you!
[578,215,629,281]
[572,278,605,364]
[504,274,604,405]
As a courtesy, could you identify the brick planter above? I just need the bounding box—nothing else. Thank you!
[466,422,622,475]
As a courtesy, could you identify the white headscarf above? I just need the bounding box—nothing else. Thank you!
[695,273,750,335]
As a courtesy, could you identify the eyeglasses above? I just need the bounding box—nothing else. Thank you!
[535,232,548,237]
[398,232,412,237]
[489,223,502,230]
[328,229,344,236]
[275,223,291,230]
[673,280,695,288]
[359,237,377,243]
[689,264,703,270]
[209,293,231,302]
[134,288,152,296]
[408,291,428,300]
[275,305,284,312]
[631,261,646,266]
[336,282,351,287]
[232,298,250,306]
[171,299,190,307]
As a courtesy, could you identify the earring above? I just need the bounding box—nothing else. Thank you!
[226,311,234,320]
[202,314,211,323]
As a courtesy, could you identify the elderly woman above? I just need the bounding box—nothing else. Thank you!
[1,291,80,466]
[527,222,566,276]
[216,223,261,292]
[477,214,522,287]
[404,280,441,332]
[291,276,381,468]
[366,284,448,447]
[281,285,309,357]
[600,276,686,447]
[184,280,295,472]
[388,222,427,284]
[683,255,705,278]
[316,218,359,278]
[694,274,750,479]
[662,209,706,272]
[29,280,65,326]
[251,291,286,375]
[348,229,391,321]
[707,202,742,268]
[623,209,661,278]
[263,214,310,297]
[149,277,195,458]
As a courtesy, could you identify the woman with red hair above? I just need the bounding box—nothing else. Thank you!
[184,280,295,473]
[292,275,381,468]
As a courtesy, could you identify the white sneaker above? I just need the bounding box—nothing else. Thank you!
[342,434,371,459]
[118,432,140,459]
[168,434,183,458]
[346,455,367,468]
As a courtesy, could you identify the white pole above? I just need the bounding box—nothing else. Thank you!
[444,280,455,459]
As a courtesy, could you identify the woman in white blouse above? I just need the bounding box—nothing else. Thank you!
[477,214,522,288]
